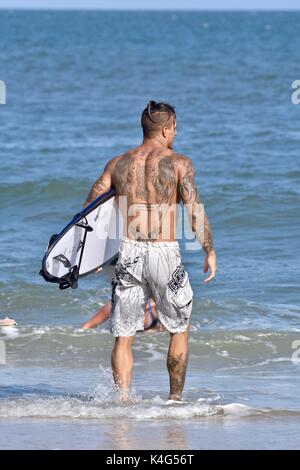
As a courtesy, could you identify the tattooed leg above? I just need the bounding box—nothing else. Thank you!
[167,330,189,400]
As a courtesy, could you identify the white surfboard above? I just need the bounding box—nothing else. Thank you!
[40,188,123,289]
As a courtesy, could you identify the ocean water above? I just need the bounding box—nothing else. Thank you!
[0,10,300,450]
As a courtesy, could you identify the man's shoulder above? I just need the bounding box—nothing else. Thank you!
[172,152,194,170]
[105,154,124,171]
[111,149,137,165]
[106,150,137,177]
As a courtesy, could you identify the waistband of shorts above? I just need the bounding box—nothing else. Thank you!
[122,237,179,248]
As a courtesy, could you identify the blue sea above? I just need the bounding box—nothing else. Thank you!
[0,10,300,449]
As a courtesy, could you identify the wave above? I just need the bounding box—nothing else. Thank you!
[0,179,88,207]
[0,392,298,421]
[1,325,299,370]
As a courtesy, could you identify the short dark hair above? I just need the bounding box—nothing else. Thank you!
[141,101,176,138]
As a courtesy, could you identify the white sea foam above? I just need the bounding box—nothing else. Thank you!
[0,396,260,420]
[234,335,251,341]
[218,350,229,357]
[0,326,19,339]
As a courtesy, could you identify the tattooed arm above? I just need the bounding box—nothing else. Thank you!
[83,158,117,208]
[178,157,217,283]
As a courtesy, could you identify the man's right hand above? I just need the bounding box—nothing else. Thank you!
[203,249,217,284]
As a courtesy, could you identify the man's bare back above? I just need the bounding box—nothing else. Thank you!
[85,145,214,251]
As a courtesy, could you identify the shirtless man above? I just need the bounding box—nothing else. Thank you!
[84,101,217,401]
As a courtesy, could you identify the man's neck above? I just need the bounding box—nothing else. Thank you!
[142,136,169,150]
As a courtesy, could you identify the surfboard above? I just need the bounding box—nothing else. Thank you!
[40,187,123,290]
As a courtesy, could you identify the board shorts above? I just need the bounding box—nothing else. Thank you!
[110,237,193,337]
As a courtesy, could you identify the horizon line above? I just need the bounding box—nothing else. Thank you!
[0,7,300,12]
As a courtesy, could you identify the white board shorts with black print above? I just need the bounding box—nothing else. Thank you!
[110,237,193,337]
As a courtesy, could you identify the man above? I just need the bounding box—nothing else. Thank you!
[84,101,217,401]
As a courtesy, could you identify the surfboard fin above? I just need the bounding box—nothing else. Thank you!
[53,254,72,268]
[59,265,80,290]
[48,233,59,248]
